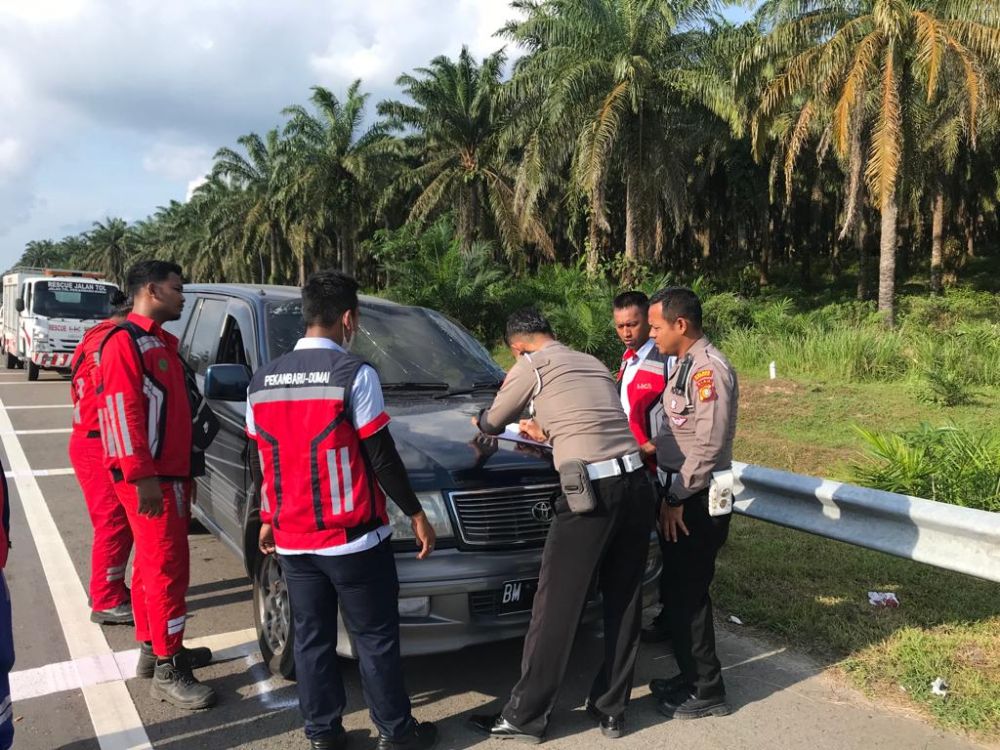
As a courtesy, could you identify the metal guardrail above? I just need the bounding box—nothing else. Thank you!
[731,462,1000,584]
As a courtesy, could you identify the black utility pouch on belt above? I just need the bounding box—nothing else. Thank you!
[558,459,598,514]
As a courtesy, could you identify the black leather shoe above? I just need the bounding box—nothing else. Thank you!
[137,642,213,678]
[640,613,672,644]
[310,730,348,750]
[90,603,134,625]
[584,699,625,739]
[468,714,543,744]
[376,721,438,750]
[649,674,690,700]
[658,692,731,720]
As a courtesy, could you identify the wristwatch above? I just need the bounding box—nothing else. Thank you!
[666,492,684,508]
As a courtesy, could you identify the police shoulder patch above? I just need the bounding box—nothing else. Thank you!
[698,383,717,402]
[694,367,716,402]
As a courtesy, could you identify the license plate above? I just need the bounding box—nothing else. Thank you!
[497,578,539,615]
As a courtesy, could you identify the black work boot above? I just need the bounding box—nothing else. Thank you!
[90,603,134,625]
[376,721,438,750]
[309,730,348,750]
[150,652,216,710]
[136,641,212,678]
[658,691,731,720]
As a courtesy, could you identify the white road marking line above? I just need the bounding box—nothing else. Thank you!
[1,404,72,410]
[0,394,153,750]
[10,628,258,701]
[0,381,65,385]
[4,468,75,479]
[0,428,72,435]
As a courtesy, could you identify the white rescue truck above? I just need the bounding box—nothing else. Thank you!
[1,268,120,381]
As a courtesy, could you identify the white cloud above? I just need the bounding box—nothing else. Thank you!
[185,175,208,202]
[0,0,522,253]
[143,142,213,182]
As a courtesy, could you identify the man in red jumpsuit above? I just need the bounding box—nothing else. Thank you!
[69,289,134,625]
[98,260,214,710]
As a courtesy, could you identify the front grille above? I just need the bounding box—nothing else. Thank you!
[448,484,560,549]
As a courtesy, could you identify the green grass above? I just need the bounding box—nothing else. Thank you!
[721,376,1000,740]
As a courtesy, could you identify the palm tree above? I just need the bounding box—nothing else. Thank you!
[379,47,554,262]
[500,0,739,274]
[281,82,393,279]
[211,130,295,284]
[81,218,139,285]
[748,0,1000,325]
[18,240,69,269]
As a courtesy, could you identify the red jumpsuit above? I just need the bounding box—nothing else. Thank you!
[97,313,192,657]
[69,321,133,612]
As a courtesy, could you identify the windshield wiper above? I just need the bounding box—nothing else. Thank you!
[382,381,450,392]
[434,380,504,398]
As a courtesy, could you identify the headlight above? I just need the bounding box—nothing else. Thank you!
[386,491,455,540]
[33,330,47,341]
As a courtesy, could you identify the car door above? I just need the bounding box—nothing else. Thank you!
[206,299,258,544]
[182,296,228,528]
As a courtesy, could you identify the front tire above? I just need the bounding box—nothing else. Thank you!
[252,552,296,680]
[27,361,39,381]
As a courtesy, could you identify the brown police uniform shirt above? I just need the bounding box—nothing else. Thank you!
[656,337,739,500]
[478,341,637,467]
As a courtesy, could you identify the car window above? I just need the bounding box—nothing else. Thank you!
[179,300,204,361]
[163,296,197,341]
[187,298,227,375]
[217,314,251,368]
[265,299,504,390]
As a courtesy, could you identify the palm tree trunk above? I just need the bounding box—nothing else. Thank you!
[878,187,899,327]
[930,190,944,295]
[342,236,356,277]
[856,215,869,301]
[625,174,638,261]
[586,217,601,277]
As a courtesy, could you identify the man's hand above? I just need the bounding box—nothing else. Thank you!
[135,477,164,518]
[259,523,275,555]
[518,418,547,443]
[660,503,689,543]
[639,441,656,457]
[411,511,436,560]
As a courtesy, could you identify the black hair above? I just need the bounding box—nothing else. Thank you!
[613,290,649,313]
[125,260,183,298]
[109,288,132,318]
[505,307,553,344]
[649,286,703,329]
[302,270,359,327]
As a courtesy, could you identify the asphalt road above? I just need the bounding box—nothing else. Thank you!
[0,369,983,750]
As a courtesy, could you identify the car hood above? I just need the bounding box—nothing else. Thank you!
[384,395,557,492]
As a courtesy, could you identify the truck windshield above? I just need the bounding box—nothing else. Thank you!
[265,299,505,391]
[31,280,115,320]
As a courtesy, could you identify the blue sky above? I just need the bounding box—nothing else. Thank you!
[0,1,755,271]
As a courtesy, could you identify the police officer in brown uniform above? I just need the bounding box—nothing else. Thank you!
[646,287,738,720]
[468,308,655,743]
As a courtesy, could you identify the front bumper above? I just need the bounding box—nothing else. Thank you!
[30,351,73,369]
[334,540,663,658]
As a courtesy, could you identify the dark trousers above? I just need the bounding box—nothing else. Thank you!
[503,469,654,735]
[1,572,13,750]
[279,540,414,741]
[659,491,731,699]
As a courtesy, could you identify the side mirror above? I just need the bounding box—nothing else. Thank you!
[204,364,251,402]
[15,299,24,313]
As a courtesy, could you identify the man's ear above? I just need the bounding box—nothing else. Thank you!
[675,317,689,336]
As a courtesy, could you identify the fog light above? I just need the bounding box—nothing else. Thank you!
[398,597,431,618]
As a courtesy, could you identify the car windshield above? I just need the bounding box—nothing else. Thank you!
[265,299,505,391]
[31,280,115,320]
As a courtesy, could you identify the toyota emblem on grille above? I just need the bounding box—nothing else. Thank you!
[531,500,554,523]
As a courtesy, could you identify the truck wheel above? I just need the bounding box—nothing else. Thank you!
[27,361,39,381]
[4,353,15,370]
[252,553,296,680]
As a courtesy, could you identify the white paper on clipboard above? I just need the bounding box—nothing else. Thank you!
[497,423,552,450]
